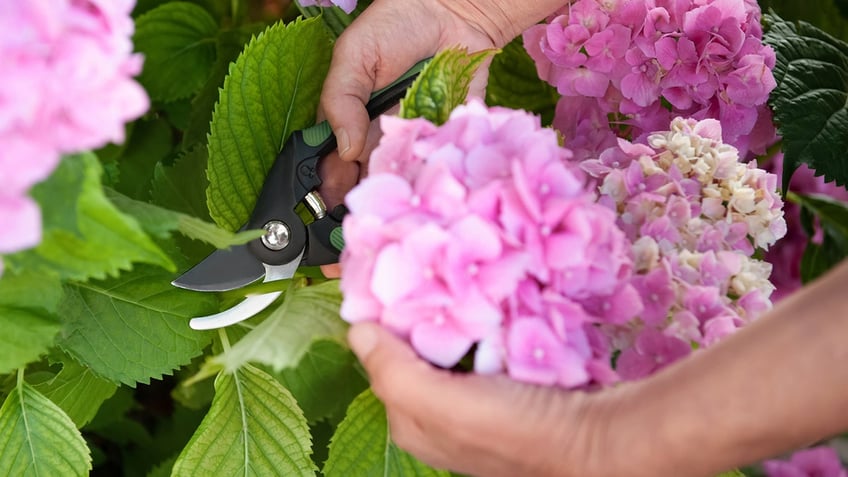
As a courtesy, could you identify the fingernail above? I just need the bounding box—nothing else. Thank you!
[348,324,377,359]
[337,128,351,159]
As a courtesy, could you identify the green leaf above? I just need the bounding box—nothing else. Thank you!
[182,27,259,149]
[113,118,175,201]
[215,281,346,372]
[106,188,263,249]
[486,37,559,125]
[760,0,848,42]
[791,192,848,281]
[0,380,91,476]
[134,2,219,102]
[32,355,117,428]
[58,266,216,386]
[324,389,449,477]
[6,153,174,281]
[765,16,848,190]
[715,471,746,477]
[275,339,368,424]
[206,17,333,231]
[152,146,211,219]
[400,47,497,125]
[0,271,62,375]
[172,365,316,477]
[296,0,374,38]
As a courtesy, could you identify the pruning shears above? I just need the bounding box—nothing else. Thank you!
[172,61,427,330]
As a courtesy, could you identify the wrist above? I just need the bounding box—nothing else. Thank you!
[435,0,565,47]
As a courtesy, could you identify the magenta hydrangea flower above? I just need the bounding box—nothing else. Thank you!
[579,117,786,379]
[0,0,149,268]
[524,0,776,161]
[298,0,356,14]
[763,446,848,477]
[340,99,637,388]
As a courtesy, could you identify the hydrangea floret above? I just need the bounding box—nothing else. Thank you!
[763,445,848,477]
[0,0,148,266]
[523,0,777,161]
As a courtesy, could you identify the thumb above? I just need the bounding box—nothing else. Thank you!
[347,323,428,394]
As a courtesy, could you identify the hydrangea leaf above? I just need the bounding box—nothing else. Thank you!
[151,146,211,220]
[760,0,848,42]
[323,389,449,477]
[6,153,174,281]
[715,470,746,477]
[215,281,346,373]
[274,339,368,424]
[400,47,497,125]
[32,354,117,428]
[0,380,91,476]
[182,27,261,150]
[486,37,559,126]
[134,2,219,102]
[112,118,175,202]
[58,266,216,386]
[765,16,848,190]
[206,17,332,231]
[792,193,848,282]
[106,188,263,249]
[171,365,316,477]
[0,271,63,375]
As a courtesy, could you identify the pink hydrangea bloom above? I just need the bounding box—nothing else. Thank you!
[524,0,776,161]
[298,0,356,14]
[763,446,848,477]
[340,100,636,388]
[0,0,148,266]
[579,117,785,379]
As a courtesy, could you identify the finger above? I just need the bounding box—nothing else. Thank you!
[320,264,341,278]
[317,150,359,208]
[319,34,378,162]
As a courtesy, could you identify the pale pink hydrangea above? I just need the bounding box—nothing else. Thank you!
[298,0,356,14]
[341,99,637,388]
[0,0,148,268]
[580,117,785,379]
[763,446,848,477]
[523,0,776,161]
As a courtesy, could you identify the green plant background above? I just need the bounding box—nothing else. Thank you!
[0,0,846,476]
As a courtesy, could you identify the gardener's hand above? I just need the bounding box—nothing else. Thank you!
[319,0,566,163]
[346,322,634,477]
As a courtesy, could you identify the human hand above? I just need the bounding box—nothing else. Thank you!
[346,322,637,477]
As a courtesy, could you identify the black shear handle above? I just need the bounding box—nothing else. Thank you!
[246,59,430,267]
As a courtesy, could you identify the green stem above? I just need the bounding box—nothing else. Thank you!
[219,328,232,352]
[16,368,23,388]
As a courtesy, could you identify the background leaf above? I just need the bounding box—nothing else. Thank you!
[134,2,219,102]
[206,17,332,231]
[0,271,62,375]
[486,37,559,126]
[215,281,346,373]
[765,16,848,189]
[6,154,174,280]
[323,389,449,477]
[151,147,211,219]
[58,266,216,386]
[274,339,368,424]
[400,47,496,125]
[106,188,262,249]
[172,365,316,477]
[791,193,848,282]
[0,380,91,476]
[112,118,175,202]
[32,354,117,428]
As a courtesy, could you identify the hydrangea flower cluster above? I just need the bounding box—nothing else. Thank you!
[763,446,848,477]
[297,0,356,14]
[0,0,148,263]
[340,100,638,388]
[582,117,786,379]
[523,0,777,161]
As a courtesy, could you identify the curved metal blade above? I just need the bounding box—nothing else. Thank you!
[188,250,304,330]
[172,245,265,292]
